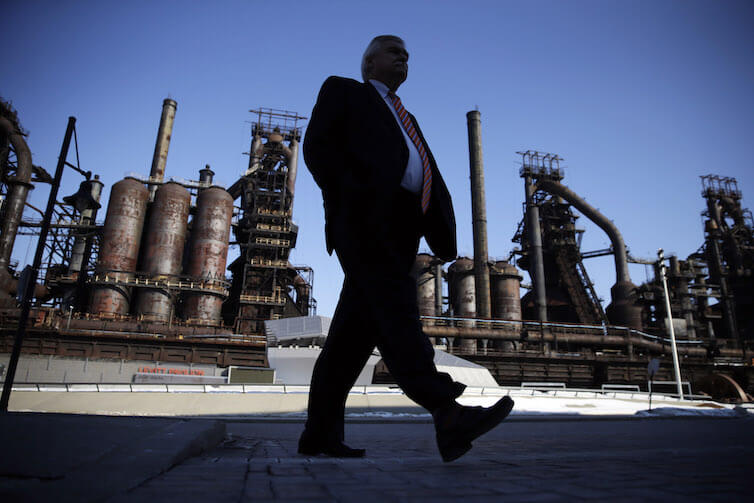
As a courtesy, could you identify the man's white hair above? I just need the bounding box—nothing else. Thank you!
[361,35,405,82]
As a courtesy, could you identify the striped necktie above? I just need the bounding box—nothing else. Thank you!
[387,92,432,213]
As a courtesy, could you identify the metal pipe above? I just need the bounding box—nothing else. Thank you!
[434,262,443,316]
[466,110,491,319]
[658,249,684,399]
[0,116,33,273]
[67,176,104,275]
[149,98,177,200]
[284,137,299,198]
[421,325,711,358]
[524,174,547,321]
[535,178,642,328]
[536,179,629,283]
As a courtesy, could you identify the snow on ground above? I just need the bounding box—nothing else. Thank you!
[348,387,752,419]
[457,389,753,418]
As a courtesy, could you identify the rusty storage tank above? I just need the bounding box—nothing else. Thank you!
[490,261,522,321]
[134,182,190,321]
[183,186,233,324]
[412,253,436,318]
[447,257,477,354]
[90,178,149,315]
[490,260,522,351]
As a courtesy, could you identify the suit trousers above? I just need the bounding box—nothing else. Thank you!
[303,188,465,446]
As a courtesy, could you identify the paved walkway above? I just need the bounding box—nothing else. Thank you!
[2,413,751,502]
[138,418,752,502]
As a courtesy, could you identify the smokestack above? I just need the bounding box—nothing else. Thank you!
[466,110,491,319]
[149,98,177,200]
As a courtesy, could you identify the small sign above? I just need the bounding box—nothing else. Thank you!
[647,358,660,380]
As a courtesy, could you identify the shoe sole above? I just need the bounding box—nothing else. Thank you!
[438,396,515,462]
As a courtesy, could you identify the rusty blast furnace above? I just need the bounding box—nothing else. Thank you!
[225,109,314,334]
[1,100,315,375]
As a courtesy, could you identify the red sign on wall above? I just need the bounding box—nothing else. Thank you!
[138,367,205,376]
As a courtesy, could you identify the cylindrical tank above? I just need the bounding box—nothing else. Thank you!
[490,261,522,352]
[412,253,436,319]
[447,257,476,354]
[183,186,233,323]
[90,178,149,315]
[490,261,522,321]
[134,182,190,321]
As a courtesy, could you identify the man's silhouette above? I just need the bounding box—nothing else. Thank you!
[299,35,514,462]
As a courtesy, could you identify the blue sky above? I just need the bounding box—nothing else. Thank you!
[4,0,753,318]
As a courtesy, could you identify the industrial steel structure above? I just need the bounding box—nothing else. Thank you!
[225,108,314,334]
[392,115,752,400]
[1,98,752,401]
[1,100,317,385]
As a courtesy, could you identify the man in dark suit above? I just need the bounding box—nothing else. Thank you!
[299,35,514,462]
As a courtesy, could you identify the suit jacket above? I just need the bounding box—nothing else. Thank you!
[303,76,457,263]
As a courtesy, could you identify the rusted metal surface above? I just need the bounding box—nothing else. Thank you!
[466,110,491,320]
[412,253,436,318]
[522,162,547,322]
[67,176,104,275]
[490,260,522,322]
[90,177,149,315]
[229,109,310,335]
[0,116,32,274]
[134,181,190,321]
[447,257,477,353]
[0,331,267,368]
[183,186,233,323]
[448,258,475,317]
[148,98,177,200]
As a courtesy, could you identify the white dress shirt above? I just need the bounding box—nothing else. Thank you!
[369,79,424,194]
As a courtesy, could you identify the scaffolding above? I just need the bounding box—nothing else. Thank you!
[227,108,316,335]
[512,150,606,325]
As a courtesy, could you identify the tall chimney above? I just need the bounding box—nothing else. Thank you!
[149,98,177,200]
[466,110,491,319]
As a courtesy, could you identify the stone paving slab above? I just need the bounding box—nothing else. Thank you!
[112,416,752,502]
[0,412,225,502]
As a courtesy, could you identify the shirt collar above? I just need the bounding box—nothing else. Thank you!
[369,79,391,99]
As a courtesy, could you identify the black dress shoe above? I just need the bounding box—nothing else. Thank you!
[298,440,366,458]
[433,396,515,462]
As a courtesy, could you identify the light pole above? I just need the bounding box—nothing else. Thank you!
[657,248,684,399]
